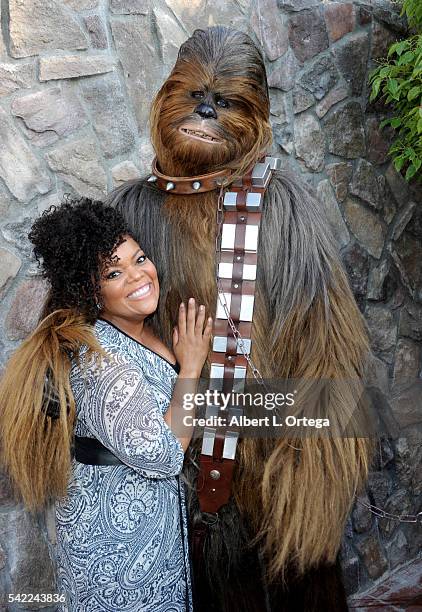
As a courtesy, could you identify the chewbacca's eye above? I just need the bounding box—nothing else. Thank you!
[216,97,229,109]
[191,91,205,100]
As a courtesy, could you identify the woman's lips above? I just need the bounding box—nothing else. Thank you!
[127,283,152,300]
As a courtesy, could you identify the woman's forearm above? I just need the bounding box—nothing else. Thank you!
[165,369,200,451]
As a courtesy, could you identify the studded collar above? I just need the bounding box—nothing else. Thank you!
[147,158,230,194]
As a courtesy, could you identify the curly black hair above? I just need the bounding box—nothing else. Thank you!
[29,197,133,323]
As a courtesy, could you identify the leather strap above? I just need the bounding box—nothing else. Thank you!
[196,454,236,514]
[149,158,229,195]
[74,436,123,466]
[198,175,259,512]
[197,156,281,514]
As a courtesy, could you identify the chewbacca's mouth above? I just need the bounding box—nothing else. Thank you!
[179,127,222,144]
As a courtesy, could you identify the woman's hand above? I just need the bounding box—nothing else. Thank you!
[172,298,212,378]
[167,298,212,450]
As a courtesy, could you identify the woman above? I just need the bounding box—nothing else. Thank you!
[0,197,212,611]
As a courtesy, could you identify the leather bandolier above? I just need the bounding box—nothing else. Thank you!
[149,155,282,567]
[196,155,281,516]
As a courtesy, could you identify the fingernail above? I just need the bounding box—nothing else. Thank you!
[200,305,205,311]
[189,297,195,304]
[180,303,185,308]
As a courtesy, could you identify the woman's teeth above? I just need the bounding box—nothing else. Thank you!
[128,284,151,299]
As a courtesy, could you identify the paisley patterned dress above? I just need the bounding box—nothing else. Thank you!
[54,319,192,612]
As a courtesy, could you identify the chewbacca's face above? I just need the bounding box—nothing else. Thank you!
[150,28,271,176]
[154,77,258,173]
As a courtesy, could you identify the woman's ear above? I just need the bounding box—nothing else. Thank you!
[95,294,104,311]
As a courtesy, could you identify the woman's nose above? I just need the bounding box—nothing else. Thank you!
[127,265,144,282]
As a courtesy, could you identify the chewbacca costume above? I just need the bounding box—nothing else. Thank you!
[108,27,371,612]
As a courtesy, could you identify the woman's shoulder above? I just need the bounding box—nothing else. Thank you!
[94,318,123,345]
[71,321,135,381]
[93,319,140,358]
[87,319,180,388]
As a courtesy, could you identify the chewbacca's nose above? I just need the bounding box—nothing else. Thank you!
[195,103,217,120]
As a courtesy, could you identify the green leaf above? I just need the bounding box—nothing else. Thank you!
[388,42,399,57]
[399,51,415,65]
[408,86,421,101]
[387,79,399,99]
[369,66,381,81]
[379,66,391,78]
[418,118,422,133]
[409,124,418,138]
[394,41,409,56]
[391,117,402,128]
[370,78,382,101]
[394,156,405,171]
[380,118,391,128]
[389,140,403,156]
[414,158,422,171]
[405,163,418,181]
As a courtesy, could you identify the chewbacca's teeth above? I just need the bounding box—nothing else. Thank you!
[182,128,218,142]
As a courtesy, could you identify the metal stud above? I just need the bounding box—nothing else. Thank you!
[233,283,239,289]
[240,215,246,222]
[166,182,175,191]
[236,255,242,261]
[210,469,221,480]
[192,181,201,191]
[147,175,157,182]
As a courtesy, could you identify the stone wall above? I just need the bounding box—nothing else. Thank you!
[0,0,421,609]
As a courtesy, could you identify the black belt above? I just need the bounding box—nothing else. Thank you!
[74,436,124,466]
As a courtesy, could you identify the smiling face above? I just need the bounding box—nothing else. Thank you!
[150,27,272,177]
[98,235,159,327]
[152,76,238,175]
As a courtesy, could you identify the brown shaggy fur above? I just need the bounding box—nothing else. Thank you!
[148,26,372,579]
[0,309,103,510]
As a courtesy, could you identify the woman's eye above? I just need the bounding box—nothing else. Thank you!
[191,91,204,100]
[105,270,120,280]
[137,255,147,264]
